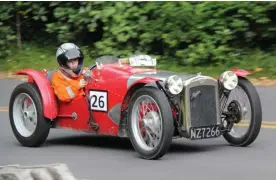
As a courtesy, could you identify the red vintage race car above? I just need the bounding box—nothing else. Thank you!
[8,55,262,160]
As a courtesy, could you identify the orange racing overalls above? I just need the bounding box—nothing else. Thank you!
[51,71,85,102]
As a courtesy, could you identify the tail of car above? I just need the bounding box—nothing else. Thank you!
[14,69,58,120]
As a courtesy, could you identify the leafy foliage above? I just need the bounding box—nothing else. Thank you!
[1,1,276,70]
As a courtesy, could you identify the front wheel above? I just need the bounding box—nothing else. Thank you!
[9,82,51,147]
[222,77,262,147]
[127,86,174,160]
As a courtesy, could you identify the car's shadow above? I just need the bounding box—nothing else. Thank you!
[44,134,226,154]
[45,135,133,150]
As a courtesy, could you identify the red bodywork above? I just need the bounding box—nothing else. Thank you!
[231,68,252,77]
[15,69,58,119]
[15,63,160,136]
[215,68,252,80]
[15,63,251,137]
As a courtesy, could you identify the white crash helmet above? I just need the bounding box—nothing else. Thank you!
[56,42,84,78]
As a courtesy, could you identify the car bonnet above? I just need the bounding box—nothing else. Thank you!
[127,70,197,88]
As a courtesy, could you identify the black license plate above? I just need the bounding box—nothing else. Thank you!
[189,125,221,140]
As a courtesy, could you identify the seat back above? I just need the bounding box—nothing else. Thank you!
[46,69,58,83]
[45,69,61,104]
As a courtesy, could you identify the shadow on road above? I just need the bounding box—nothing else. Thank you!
[45,135,134,150]
[44,134,225,154]
[169,140,226,154]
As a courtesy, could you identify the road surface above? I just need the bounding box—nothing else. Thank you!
[0,79,275,180]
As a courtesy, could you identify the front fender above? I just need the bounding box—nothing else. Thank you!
[131,77,160,87]
[118,76,161,136]
[15,69,58,120]
[231,68,252,77]
[121,76,160,109]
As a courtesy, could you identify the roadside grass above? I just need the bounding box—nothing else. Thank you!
[1,43,276,79]
[1,43,57,72]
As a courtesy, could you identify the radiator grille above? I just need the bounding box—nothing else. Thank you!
[189,85,218,127]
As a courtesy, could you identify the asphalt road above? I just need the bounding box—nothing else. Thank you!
[0,79,276,180]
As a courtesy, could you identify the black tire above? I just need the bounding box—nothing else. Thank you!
[223,77,262,147]
[9,82,51,147]
[127,86,174,160]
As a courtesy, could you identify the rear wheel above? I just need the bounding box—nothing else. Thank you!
[127,86,174,160]
[222,77,262,146]
[9,82,50,147]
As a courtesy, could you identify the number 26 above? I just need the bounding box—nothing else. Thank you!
[90,95,105,108]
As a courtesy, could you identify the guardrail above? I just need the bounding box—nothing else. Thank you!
[0,163,79,180]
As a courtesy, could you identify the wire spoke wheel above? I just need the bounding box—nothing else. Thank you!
[127,86,174,160]
[222,77,262,147]
[131,95,163,151]
[223,85,252,138]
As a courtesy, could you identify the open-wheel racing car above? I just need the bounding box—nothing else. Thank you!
[9,54,262,160]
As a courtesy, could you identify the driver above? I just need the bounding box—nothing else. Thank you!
[51,42,87,102]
